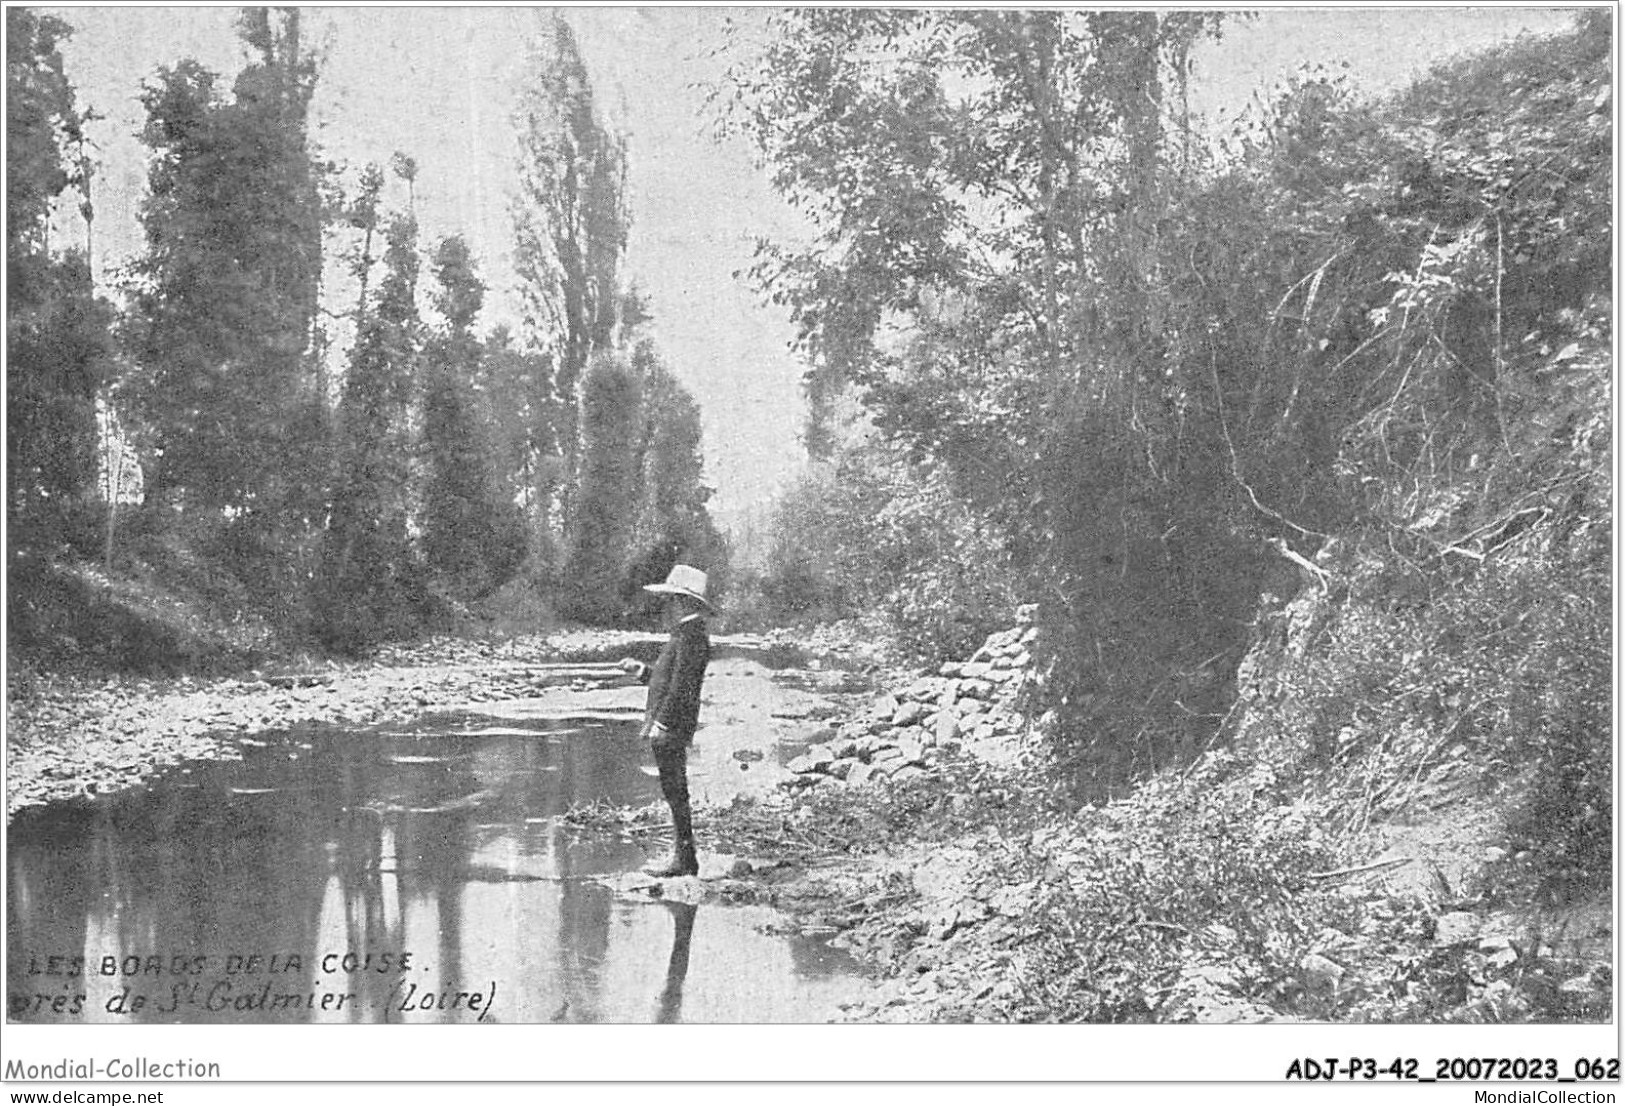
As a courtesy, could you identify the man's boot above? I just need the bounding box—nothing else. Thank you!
[644,826,698,878]
[645,841,698,878]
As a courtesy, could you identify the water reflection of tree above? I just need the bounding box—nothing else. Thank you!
[371,737,484,1023]
[14,739,339,1024]
[549,727,612,1023]
[329,735,397,1021]
[9,716,702,1025]
[5,805,95,1022]
[165,739,331,1022]
[409,807,475,1025]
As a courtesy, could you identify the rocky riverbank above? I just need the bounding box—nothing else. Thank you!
[11,609,1606,1026]
[698,607,1612,1025]
[776,606,1043,793]
[6,629,678,817]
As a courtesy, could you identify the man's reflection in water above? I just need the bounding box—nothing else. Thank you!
[655,903,697,1023]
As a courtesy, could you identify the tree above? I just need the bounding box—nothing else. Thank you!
[422,235,527,599]
[758,436,1019,657]
[311,213,429,651]
[728,11,1613,796]
[553,338,725,625]
[623,341,723,610]
[127,8,325,534]
[721,10,1250,772]
[556,351,641,623]
[343,163,385,331]
[6,8,112,558]
[719,10,1223,466]
[478,327,561,581]
[511,12,629,528]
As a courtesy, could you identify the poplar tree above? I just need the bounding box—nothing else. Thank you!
[127,7,327,586]
[7,9,112,557]
[311,214,428,651]
[557,351,640,623]
[422,235,527,599]
[624,342,721,608]
[511,12,629,534]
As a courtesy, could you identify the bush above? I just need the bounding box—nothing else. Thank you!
[1228,503,1610,899]
[1011,756,1342,1022]
[758,437,1023,660]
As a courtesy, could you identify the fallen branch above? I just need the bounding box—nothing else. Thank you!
[1306,856,1416,880]
[1134,920,1195,936]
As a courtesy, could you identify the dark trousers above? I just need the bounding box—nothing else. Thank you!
[653,739,695,855]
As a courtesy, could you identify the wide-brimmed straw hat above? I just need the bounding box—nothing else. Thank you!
[643,563,711,608]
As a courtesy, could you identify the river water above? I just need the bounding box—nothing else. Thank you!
[6,706,867,1024]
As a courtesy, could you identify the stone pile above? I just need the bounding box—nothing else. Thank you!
[780,606,1040,792]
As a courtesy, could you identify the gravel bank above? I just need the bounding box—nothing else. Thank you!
[5,630,661,818]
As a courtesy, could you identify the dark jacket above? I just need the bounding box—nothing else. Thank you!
[639,614,710,742]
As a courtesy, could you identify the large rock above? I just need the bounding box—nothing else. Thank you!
[961,662,992,679]
[892,700,931,728]
[935,713,959,745]
[981,708,1020,734]
[1299,953,1345,993]
[837,722,870,745]
[904,677,943,702]
[958,678,995,700]
[846,762,879,786]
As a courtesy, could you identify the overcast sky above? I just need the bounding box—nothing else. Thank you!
[47,5,1580,518]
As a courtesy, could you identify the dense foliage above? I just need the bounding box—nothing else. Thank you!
[128,11,324,521]
[726,11,1610,804]
[511,13,631,539]
[558,342,727,624]
[422,236,528,602]
[311,214,431,653]
[739,436,1020,660]
[716,12,1612,1026]
[6,9,113,561]
[9,8,724,666]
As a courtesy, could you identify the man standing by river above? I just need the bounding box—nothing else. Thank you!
[619,564,712,877]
